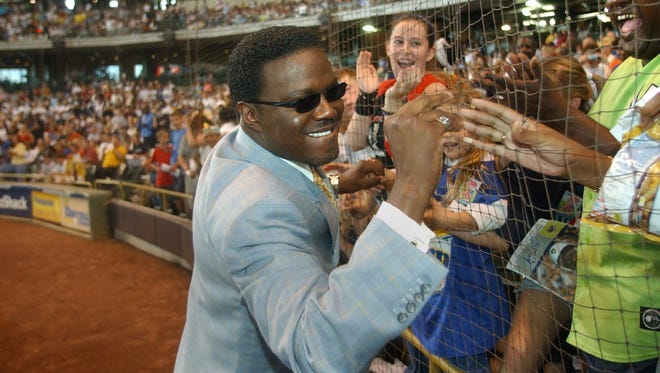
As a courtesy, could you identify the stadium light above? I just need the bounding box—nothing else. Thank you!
[501,24,511,31]
[525,0,541,8]
[362,24,377,33]
[65,0,75,11]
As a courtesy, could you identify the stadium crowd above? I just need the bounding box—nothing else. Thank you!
[0,76,239,216]
[1,4,656,371]
[0,0,395,41]
[0,7,627,215]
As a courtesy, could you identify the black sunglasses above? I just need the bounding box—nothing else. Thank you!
[250,82,347,113]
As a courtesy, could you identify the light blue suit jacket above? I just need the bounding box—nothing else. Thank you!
[174,128,448,372]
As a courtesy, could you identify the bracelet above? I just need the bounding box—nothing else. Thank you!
[380,108,395,116]
[328,173,340,194]
[355,90,378,116]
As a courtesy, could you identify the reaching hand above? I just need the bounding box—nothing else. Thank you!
[356,51,380,93]
[460,99,610,189]
[338,159,385,194]
[388,65,424,100]
[474,58,620,155]
[384,92,457,221]
[503,52,535,81]
[475,57,570,125]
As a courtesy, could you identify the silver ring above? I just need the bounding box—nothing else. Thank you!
[437,115,451,128]
[501,134,506,143]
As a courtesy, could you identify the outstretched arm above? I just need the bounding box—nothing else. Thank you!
[460,99,612,190]
[476,59,620,156]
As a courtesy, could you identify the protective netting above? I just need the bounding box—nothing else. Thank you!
[317,1,659,372]
[1,0,658,371]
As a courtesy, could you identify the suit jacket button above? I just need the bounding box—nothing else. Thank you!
[397,312,408,323]
[406,302,417,313]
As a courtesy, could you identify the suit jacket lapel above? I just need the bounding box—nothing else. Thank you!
[232,129,340,263]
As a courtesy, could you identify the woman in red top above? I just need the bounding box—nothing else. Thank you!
[347,14,448,168]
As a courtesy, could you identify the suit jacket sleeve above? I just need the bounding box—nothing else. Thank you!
[212,188,448,372]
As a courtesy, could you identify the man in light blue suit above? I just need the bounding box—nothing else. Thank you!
[175,26,456,372]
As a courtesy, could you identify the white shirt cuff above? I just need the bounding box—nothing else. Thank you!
[376,201,436,254]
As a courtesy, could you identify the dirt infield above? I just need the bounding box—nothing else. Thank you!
[0,219,192,372]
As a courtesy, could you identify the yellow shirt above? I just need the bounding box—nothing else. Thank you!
[101,145,127,168]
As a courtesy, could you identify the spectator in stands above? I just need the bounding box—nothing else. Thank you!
[144,129,177,212]
[515,35,538,60]
[463,2,659,366]
[544,56,599,113]
[199,124,221,165]
[332,68,376,164]
[600,35,619,69]
[16,123,35,148]
[475,33,619,372]
[176,109,203,216]
[168,106,186,200]
[409,104,511,373]
[96,132,127,179]
[78,137,99,182]
[346,14,448,169]
[579,37,612,79]
[0,130,31,177]
[138,103,156,148]
[501,35,539,82]
[462,91,659,373]
[122,132,148,184]
[496,56,599,373]
[322,68,380,260]
[155,101,171,133]
[59,141,87,183]
[175,25,456,372]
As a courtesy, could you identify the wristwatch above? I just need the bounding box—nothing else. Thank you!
[328,173,340,194]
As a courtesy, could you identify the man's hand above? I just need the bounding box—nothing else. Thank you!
[384,92,456,223]
[337,159,385,194]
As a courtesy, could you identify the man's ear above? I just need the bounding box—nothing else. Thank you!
[236,102,261,133]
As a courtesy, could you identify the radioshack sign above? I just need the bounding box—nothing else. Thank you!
[0,186,32,218]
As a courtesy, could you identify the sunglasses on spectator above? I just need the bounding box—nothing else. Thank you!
[250,82,347,113]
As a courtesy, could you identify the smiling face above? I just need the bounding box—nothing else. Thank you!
[442,128,475,161]
[386,19,435,78]
[517,37,537,60]
[606,0,660,62]
[240,48,343,166]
